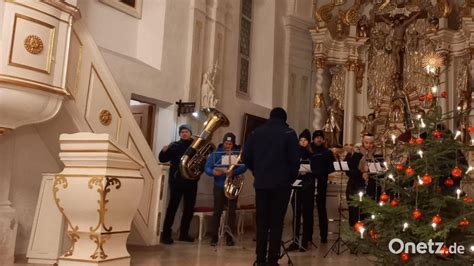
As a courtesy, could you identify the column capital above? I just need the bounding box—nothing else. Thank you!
[313,56,327,69]
[345,59,359,72]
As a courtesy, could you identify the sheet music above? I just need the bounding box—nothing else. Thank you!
[299,164,311,173]
[333,161,349,171]
[220,155,239,165]
[292,179,302,187]
[368,162,386,173]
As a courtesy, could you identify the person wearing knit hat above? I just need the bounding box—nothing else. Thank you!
[308,129,336,245]
[158,123,196,245]
[241,107,300,264]
[178,124,192,135]
[299,129,311,142]
[287,129,315,252]
[205,131,246,246]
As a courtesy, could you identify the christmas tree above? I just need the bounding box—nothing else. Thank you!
[346,55,474,265]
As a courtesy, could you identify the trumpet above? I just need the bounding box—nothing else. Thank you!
[224,152,244,200]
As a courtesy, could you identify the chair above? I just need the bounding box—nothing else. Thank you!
[193,206,214,241]
[236,203,256,235]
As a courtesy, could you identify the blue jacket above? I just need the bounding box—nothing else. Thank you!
[204,144,247,188]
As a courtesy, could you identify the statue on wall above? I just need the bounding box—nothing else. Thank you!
[201,62,218,109]
[323,99,343,147]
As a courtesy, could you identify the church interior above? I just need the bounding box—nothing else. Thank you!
[1,0,474,265]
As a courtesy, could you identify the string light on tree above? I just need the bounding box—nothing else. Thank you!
[403,222,408,232]
[456,189,462,200]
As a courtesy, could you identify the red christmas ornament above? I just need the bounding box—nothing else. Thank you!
[369,229,377,241]
[432,214,442,225]
[380,192,389,202]
[451,166,462,178]
[459,218,470,228]
[415,137,424,144]
[468,126,474,133]
[412,209,422,220]
[419,95,425,102]
[354,220,364,232]
[390,198,399,206]
[395,163,404,171]
[409,138,415,145]
[440,245,450,257]
[400,252,410,262]
[422,174,432,185]
[405,166,415,177]
[432,130,442,138]
[440,91,448,98]
[426,92,434,101]
[463,195,473,203]
[444,177,454,187]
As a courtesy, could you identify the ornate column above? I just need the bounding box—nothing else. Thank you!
[54,133,144,266]
[343,59,358,145]
[438,52,449,115]
[312,56,326,130]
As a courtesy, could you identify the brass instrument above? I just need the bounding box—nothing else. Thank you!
[224,152,244,200]
[179,108,229,180]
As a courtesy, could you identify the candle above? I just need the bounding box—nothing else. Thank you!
[418,150,423,158]
[391,134,396,144]
[388,174,395,181]
[466,166,473,174]
[360,227,365,239]
[456,189,462,199]
[371,214,376,220]
[358,191,363,202]
[431,86,438,93]
[403,222,408,232]
[432,222,437,230]
[454,130,461,140]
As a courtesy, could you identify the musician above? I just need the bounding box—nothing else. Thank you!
[344,133,382,228]
[242,107,300,266]
[310,130,335,245]
[159,124,197,244]
[204,132,247,246]
[287,129,318,252]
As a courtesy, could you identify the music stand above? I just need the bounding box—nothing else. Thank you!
[324,158,349,257]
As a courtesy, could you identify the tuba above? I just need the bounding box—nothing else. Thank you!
[179,108,229,180]
[224,152,244,199]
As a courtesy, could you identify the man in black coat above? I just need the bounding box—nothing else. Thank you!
[309,130,335,245]
[242,107,300,266]
[159,124,197,244]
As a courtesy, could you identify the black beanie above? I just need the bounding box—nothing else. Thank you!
[312,130,325,140]
[223,132,236,144]
[299,129,311,141]
[269,107,287,121]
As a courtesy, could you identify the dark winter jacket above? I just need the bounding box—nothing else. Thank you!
[309,144,335,179]
[242,118,300,190]
[204,144,247,188]
[158,138,196,185]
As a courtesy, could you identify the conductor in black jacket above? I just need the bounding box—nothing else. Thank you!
[242,107,300,266]
[159,124,197,244]
[309,130,335,245]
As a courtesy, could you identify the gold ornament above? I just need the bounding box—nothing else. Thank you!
[422,52,445,70]
[24,35,44,54]
[99,110,112,126]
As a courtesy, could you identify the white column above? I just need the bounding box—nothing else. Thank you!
[312,57,326,130]
[0,133,17,266]
[343,60,358,145]
[438,53,449,115]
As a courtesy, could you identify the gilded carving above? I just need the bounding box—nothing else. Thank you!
[313,93,325,108]
[89,233,111,259]
[328,65,345,111]
[345,59,359,72]
[88,176,121,233]
[433,0,452,18]
[344,0,364,25]
[24,35,44,54]
[314,57,326,69]
[64,231,80,257]
[53,175,80,257]
[313,0,336,23]
[99,110,112,126]
[356,63,365,94]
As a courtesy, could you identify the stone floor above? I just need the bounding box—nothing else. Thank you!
[128,234,372,266]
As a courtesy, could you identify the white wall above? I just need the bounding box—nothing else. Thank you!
[248,0,275,109]
[76,0,166,70]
